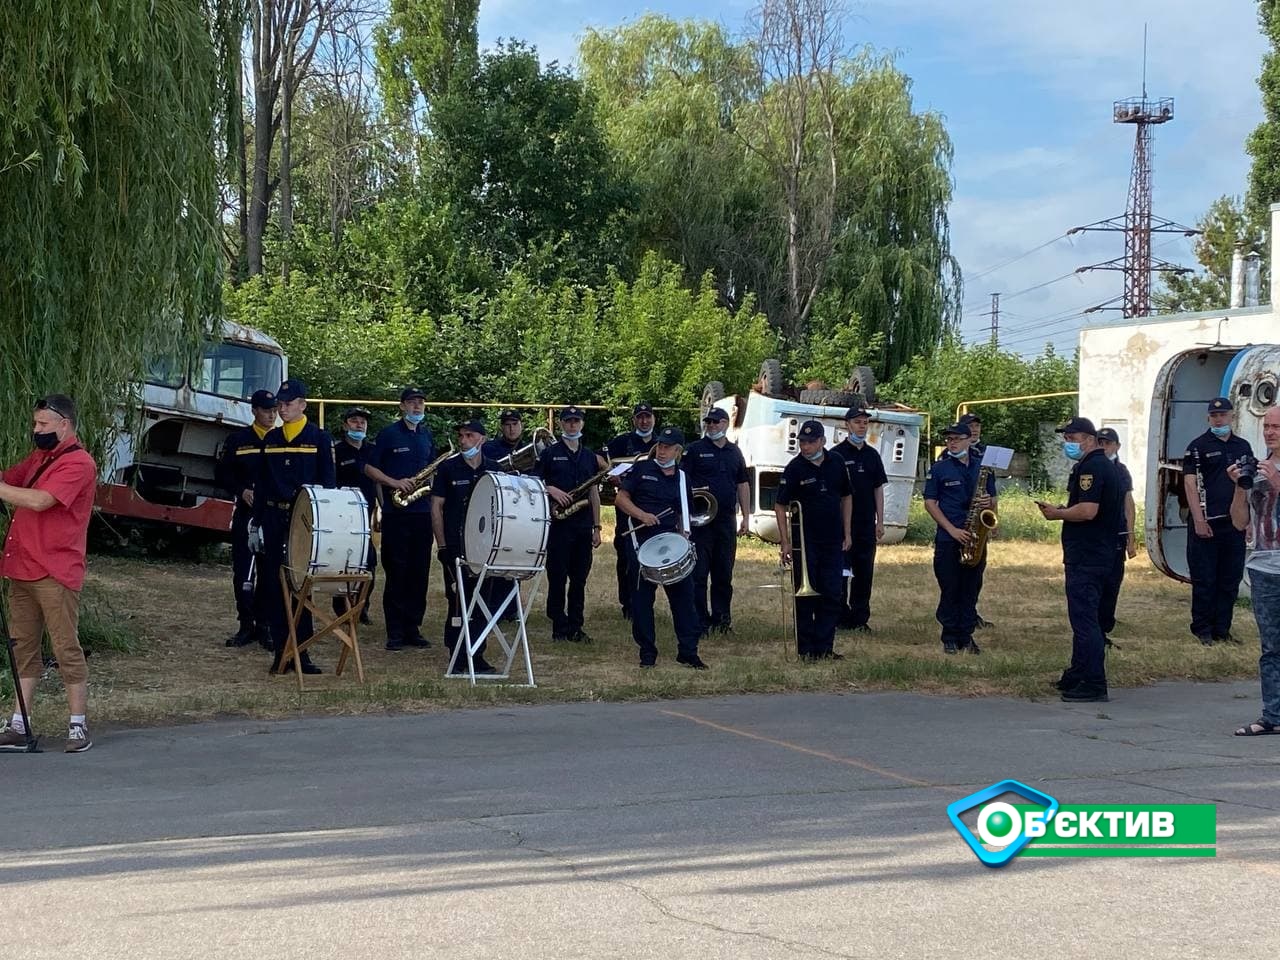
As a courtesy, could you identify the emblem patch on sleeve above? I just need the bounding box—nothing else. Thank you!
[1079,475,1093,491]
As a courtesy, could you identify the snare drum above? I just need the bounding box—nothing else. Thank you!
[463,473,550,580]
[635,532,695,585]
[286,485,371,593]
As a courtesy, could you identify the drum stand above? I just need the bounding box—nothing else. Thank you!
[446,559,542,687]
[278,570,373,691]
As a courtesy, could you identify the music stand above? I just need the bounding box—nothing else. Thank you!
[446,558,541,687]
[277,569,373,691]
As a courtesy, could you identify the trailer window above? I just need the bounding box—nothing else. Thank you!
[192,343,283,401]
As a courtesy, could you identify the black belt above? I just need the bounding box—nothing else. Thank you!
[267,500,292,510]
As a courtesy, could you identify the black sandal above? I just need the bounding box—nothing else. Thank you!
[1234,718,1280,737]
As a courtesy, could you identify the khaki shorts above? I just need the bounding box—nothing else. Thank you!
[7,577,88,685]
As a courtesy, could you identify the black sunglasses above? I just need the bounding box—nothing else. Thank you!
[35,399,68,420]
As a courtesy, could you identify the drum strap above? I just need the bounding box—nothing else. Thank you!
[678,471,690,536]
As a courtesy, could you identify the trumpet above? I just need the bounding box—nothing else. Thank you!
[390,446,457,508]
[496,426,554,473]
[780,501,819,662]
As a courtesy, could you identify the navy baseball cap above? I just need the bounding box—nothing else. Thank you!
[1055,416,1097,435]
[400,386,426,402]
[499,408,522,423]
[655,426,685,445]
[250,389,277,409]
[1208,397,1233,412]
[703,408,730,423]
[342,405,372,421]
[797,420,826,441]
[633,402,654,416]
[943,422,972,437]
[456,419,487,435]
[844,406,870,420]
[559,405,586,421]
[1096,427,1121,443]
[959,412,982,425]
[276,379,307,402]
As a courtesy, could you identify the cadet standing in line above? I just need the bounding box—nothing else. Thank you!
[831,406,887,632]
[605,403,657,621]
[1095,427,1137,646]
[333,405,377,625]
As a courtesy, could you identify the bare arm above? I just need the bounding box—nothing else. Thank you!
[365,463,414,493]
[0,483,56,512]
[1125,492,1138,555]
[737,481,751,535]
[431,495,446,548]
[841,495,852,550]
[1039,501,1099,522]
[925,498,972,544]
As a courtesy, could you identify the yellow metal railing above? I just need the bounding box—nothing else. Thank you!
[311,398,698,430]
[955,390,1079,423]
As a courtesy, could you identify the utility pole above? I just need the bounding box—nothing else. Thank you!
[989,293,1000,345]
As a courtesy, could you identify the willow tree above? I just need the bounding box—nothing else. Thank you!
[0,0,222,465]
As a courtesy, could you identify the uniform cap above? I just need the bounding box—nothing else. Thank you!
[702,408,730,423]
[797,420,826,441]
[655,426,685,445]
[400,386,426,402]
[498,408,523,423]
[559,405,586,421]
[1055,416,1097,435]
[959,412,982,425]
[457,419,487,435]
[250,389,277,410]
[276,379,307,403]
[844,406,870,420]
[1096,427,1121,444]
[633,402,654,416]
[943,422,972,437]
[342,405,372,421]
[1208,397,1234,412]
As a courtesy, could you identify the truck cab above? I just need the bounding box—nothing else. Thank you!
[96,320,287,538]
[1147,344,1275,581]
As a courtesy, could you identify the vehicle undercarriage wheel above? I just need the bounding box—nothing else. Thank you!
[756,358,784,396]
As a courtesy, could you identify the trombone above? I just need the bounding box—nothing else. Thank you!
[779,500,819,662]
[495,426,555,473]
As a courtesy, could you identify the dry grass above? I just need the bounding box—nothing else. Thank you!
[19,522,1261,729]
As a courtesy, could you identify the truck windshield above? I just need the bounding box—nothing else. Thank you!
[192,342,283,400]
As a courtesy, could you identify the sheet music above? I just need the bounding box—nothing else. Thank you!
[980,445,1014,470]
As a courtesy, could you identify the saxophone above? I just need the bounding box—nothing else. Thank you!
[959,463,999,567]
[390,446,457,508]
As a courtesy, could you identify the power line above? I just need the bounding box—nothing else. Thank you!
[965,233,1070,283]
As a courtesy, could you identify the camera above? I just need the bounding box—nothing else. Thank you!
[1235,455,1259,489]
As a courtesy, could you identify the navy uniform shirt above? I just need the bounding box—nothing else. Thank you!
[430,452,501,552]
[681,437,747,525]
[533,440,601,531]
[368,419,437,516]
[1113,458,1133,543]
[1062,448,1124,567]
[971,440,988,462]
[621,458,687,545]
[216,424,267,513]
[832,439,888,534]
[775,451,851,548]
[254,418,335,519]
[923,453,996,545]
[1184,430,1253,520]
[481,435,520,464]
[606,431,656,461]
[334,437,377,508]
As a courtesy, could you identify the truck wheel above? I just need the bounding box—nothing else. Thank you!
[701,381,726,418]
[756,358,784,396]
[798,388,861,407]
[844,365,877,403]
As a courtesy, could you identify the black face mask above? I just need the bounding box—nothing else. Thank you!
[33,431,60,451]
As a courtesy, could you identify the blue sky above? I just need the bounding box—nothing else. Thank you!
[480,0,1268,356]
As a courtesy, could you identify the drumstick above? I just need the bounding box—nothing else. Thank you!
[617,507,674,538]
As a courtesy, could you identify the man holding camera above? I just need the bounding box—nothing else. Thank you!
[1183,398,1254,645]
[0,395,98,752]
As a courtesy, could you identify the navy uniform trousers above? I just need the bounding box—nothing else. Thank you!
[1098,543,1126,637]
[1187,518,1246,640]
[230,505,265,631]
[1060,562,1110,692]
[629,547,702,664]
[691,518,737,631]
[380,511,432,643]
[437,547,487,661]
[546,523,593,637]
[840,533,877,629]
[933,541,983,649]
[793,538,844,657]
[260,504,314,656]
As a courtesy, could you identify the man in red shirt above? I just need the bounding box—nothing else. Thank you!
[0,395,98,753]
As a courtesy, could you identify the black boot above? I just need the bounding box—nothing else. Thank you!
[227,624,255,648]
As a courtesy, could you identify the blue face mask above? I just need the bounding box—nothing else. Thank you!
[461,445,481,459]
[561,429,582,441]
[803,447,824,462]
[655,456,677,469]
[346,430,366,442]
[706,429,727,441]
[404,412,425,425]
[848,431,867,445]
[1063,441,1084,461]
[1210,424,1231,438]
[635,428,653,439]
[1107,452,1118,462]
[947,449,968,460]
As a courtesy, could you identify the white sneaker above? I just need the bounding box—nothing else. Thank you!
[65,722,93,753]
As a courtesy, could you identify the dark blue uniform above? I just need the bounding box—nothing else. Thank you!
[533,439,601,639]
[333,436,378,614]
[1058,449,1124,695]
[1184,430,1253,641]
[367,419,436,645]
[431,452,501,661]
[924,453,995,651]
[606,431,656,618]
[776,452,850,658]
[832,438,888,630]
[481,435,520,464]
[681,437,747,632]
[253,419,336,661]
[1098,458,1132,637]
[215,424,268,638]
[621,459,701,664]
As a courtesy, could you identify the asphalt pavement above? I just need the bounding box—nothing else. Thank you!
[3,681,1278,959]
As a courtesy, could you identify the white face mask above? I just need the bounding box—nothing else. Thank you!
[656,456,677,469]
[705,429,726,441]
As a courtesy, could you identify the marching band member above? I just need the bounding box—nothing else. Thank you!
[831,405,887,632]
[1096,427,1137,646]
[923,422,995,655]
[365,387,435,652]
[482,408,525,463]
[1038,417,1124,703]
[533,406,602,642]
[215,389,277,648]
[614,426,707,669]
[774,420,852,661]
[681,408,750,635]
[255,379,335,675]
[333,405,377,625]
[1183,398,1253,645]
[605,402,657,620]
[431,421,501,675]
[959,412,993,628]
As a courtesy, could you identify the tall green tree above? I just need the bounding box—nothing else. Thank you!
[0,0,222,464]
[375,0,479,129]
[1248,0,1280,220]
[1154,196,1267,314]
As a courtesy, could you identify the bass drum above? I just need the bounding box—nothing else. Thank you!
[463,473,550,580]
[636,531,695,585]
[287,485,371,593]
